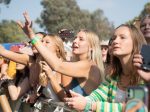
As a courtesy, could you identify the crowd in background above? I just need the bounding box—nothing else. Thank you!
[0,12,150,112]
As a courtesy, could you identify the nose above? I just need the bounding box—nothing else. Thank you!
[73,38,78,43]
[112,37,119,45]
[145,24,150,29]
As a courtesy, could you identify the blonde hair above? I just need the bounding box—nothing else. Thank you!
[80,29,105,82]
[39,34,66,86]
[47,34,66,61]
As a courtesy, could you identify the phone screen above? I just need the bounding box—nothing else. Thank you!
[141,45,150,71]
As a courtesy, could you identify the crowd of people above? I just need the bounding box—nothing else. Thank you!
[0,12,150,112]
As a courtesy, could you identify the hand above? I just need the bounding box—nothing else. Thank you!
[26,93,38,104]
[64,90,87,111]
[17,11,35,39]
[40,61,53,79]
[133,54,150,82]
[0,45,5,52]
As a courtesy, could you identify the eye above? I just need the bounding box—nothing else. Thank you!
[111,35,116,41]
[140,24,146,28]
[120,36,126,39]
[46,41,50,44]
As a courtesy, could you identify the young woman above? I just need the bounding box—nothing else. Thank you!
[133,14,150,82]
[64,24,147,112]
[18,12,105,98]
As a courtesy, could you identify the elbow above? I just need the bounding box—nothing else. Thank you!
[10,95,19,101]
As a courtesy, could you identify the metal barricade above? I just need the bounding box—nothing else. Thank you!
[33,98,76,112]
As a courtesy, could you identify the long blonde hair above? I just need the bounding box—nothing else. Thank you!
[47,34,66,61]
[80,29,105,82]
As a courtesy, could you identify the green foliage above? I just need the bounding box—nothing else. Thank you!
[139,3,150,19]
[0,20,26,43]
[0,0,11,5]
[36,0,114,40]
[127,3,150,25]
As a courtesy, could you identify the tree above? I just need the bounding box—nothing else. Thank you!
[127,3,150,27]
[0,0,11,5]
[36,0,114,40]
[0,20,26,43]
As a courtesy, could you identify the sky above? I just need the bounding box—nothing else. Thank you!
[0,0,149,31]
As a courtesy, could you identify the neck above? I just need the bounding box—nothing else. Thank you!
[78,53,89,61]
[119,54,132,75]
[146,38,150,45]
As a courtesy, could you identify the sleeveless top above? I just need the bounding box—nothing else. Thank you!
[70,78,87,96]
[42,83,60,101]
[114,88,127,103]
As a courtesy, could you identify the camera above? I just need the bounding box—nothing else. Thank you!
[141,44,150,71]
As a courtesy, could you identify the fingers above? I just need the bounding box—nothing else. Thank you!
[133,54,143,68]
[17,21,23,28]
[23,11,31,26]
[65,97,74,107]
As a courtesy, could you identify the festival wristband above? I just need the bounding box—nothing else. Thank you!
[31,36,41,45]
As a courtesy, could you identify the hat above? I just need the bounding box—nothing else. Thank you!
[100,40,109,46]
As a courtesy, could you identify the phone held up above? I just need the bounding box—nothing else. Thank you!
[60,84,72,98]
[125,86,149,112]
[141,44,150,71]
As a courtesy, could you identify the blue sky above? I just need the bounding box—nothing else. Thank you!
[0,0,149,31]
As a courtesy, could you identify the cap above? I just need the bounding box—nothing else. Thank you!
[100,40,109,46]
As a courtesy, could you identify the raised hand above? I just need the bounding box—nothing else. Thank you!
[133,54,150,82]
[17,11,35,39]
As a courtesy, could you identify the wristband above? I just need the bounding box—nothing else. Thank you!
[31,36,41,45]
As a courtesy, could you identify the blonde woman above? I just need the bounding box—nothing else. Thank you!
[18,12,105,98]
[65,24,147,112]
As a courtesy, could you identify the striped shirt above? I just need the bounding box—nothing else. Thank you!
[85,76,123,112]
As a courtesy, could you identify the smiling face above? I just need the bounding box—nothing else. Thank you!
[111,26,133,58]
[140,15,150,43]
[72,31,90,57]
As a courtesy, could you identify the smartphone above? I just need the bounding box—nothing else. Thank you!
[141,44,150,71]
[60,84,72,98]
[127,86,149,107]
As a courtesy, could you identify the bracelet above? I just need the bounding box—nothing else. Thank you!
[31,36,41,45]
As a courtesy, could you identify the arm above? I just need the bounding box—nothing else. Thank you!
[0,63,8,78]
[65,80,124,112]
[42,61,66,101]
[133,54,150,82]
[0,95,12,112]
[18,12,91,78]
[7,77,30,101]
[0,45,29,65]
